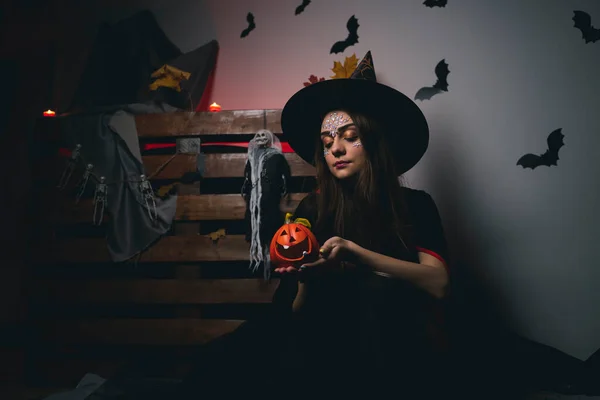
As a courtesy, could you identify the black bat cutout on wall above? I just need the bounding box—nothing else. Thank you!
[295,0,311,15]
[517,129,565,170]
[573,11,600,44]
[414,59,450,101]
[330,15,359,54]
[424,0,447,8]
[240,12,256,38]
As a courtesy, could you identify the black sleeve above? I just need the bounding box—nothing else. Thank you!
[412,190,449,267]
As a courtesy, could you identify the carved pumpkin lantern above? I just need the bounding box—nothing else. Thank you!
[269,213,320,269]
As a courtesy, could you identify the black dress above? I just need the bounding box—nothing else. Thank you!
[269,187,451,391]
[178,187,451,398]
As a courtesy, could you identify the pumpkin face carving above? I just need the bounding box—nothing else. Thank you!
[269,216,320,268]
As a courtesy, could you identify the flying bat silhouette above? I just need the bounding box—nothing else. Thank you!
[330,15,359,54]
[240,12,256,38]
[517,128,565,170]
[414,59,450,101]
[295,0,311,15]
[573,10,600,44]
[424,0,448,8]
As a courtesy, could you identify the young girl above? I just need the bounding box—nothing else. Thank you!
[271,51,452,394]
[178,52,454,398]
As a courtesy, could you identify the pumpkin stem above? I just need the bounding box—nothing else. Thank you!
[293,218,312,230]
[284,212,294,224]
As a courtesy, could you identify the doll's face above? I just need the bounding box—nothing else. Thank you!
[320,111,366,180]
[253,130,271,148]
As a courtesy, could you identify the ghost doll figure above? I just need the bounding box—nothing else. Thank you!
[242,129,291,279]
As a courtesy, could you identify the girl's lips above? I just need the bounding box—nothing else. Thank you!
[334,162,350,169]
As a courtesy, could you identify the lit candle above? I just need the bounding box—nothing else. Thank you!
[43,109,56,117]
[209,102,221,112]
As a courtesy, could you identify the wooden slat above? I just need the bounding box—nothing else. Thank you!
[37,319,244,345]
[142,152,316,179]
[134,109,282,137]
[175,193,305,221]
[40,152,315,186]
[33,278,279,304]
[40,235,251,263]
[144,153,199,179]
[49,193,308,223]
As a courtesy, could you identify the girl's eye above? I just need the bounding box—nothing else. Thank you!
[345,136,359,142]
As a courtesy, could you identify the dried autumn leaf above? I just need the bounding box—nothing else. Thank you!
[330,53,358,79]
[303,74,326,87]
[206,228,226,242]
[149,64,191,92]
[157,182,177,197]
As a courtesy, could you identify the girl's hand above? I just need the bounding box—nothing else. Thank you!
[273,236,358,278]
[297,236,357,277]
[273,265,300,274]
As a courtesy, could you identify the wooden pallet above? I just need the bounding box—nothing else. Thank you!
[26,109,316,389]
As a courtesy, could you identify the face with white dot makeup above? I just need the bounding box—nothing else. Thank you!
[320,110,366,180]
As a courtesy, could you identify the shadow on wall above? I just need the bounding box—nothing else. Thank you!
[424,124,600,394]
[424,124,517,347]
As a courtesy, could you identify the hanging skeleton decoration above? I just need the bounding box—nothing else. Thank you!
[139,174,158,223]
[75,163,94,204]
[93,176,108,225]
[242,129,291,279]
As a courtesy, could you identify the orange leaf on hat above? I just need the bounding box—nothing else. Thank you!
[303,74,326,87]
[330,53,358,79]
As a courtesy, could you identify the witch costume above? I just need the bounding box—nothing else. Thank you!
[178,52,453,398]
[242,129,291,279]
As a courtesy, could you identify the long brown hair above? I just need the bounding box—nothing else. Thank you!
[313,110,412,255]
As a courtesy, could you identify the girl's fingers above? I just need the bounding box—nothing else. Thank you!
[274,266,299,274]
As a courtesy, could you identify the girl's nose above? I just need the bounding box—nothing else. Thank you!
[330,138,346,155]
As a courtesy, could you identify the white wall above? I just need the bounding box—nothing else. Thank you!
[68,0,600,360]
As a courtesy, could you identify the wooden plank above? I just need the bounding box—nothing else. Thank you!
[40,235,251,263]
[194,153,314,179]
[175,193,305,221]
[32,279,279,304]
[40,152,315,186]
[49,193,308,223]
[37,319,244,345]
[144,153,199,179]
[134,109,282,138]
[174,181,200,235]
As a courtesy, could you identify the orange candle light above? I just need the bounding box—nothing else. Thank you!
[43,109,56,117]
[209,102,221,112]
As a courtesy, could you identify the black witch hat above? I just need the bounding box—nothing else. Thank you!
[281,51,429,175]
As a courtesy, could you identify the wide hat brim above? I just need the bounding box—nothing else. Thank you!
[281,78,429,175]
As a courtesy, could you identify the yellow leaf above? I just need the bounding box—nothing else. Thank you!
[149,64,191,92]
[206,228,226,242]
[330,54,358,79]
[157,183,176,197]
